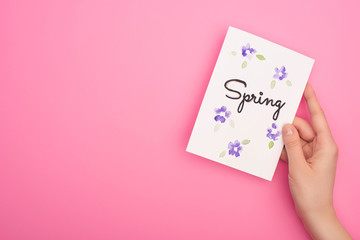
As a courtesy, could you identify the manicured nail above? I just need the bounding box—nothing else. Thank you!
[285,126,293,136]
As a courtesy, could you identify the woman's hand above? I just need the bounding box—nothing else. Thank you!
[281,83,351,240]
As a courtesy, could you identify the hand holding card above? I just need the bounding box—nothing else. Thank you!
[187,26,314,181]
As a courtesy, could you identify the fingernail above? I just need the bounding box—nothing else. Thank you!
[285,126,293,136]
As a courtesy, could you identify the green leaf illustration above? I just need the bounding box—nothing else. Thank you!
[256,55,266,60]
[241,139,250,145]
[270,80,276,89]
[214,123,221,132]
[286,80,292,86]
[231,51,237,56]
[229,119,235,128]
[242,61,247,69]
[269,141,274,149]
[219,150,226,158]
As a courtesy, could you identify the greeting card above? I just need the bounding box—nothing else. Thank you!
[186,26,314,181]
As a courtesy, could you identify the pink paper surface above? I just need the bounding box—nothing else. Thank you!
[0,0,359,239]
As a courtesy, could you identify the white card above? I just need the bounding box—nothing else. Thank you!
[186,26,314,181]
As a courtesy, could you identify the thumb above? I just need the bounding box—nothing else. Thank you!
[282,124,306,172]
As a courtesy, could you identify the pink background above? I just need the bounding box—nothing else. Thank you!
[1,0,359,239]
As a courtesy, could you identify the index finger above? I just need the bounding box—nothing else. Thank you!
[303,83,331,137]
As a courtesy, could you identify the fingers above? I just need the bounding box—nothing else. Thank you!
[281,117,314,163]
[304,83,331,137]
[280,137,313,162]
[293,117,316,143]
[282,124,307,172]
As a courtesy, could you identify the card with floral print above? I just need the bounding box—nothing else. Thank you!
[186,26,314,181]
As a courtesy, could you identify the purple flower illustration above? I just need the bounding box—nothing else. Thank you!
[214,106,231,123]
[242,43,257,60]
[219,139,250,158]
[234,43,264,69]
[273,66,288,80]
[270,66,292,89]
[228,140,243,158]
[267,123,281,149]
[267,123,281,141]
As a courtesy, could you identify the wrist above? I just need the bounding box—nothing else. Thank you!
[300,203,336,223]
[299,205,351,240]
